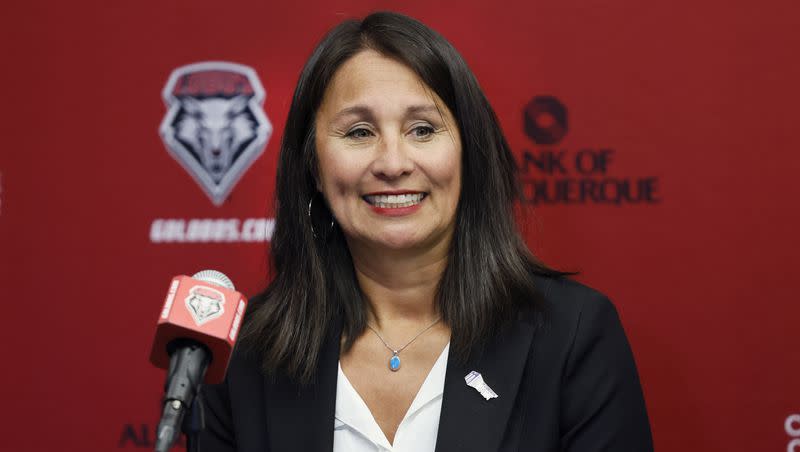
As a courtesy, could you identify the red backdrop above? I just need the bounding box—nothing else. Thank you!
[2,0,799,450]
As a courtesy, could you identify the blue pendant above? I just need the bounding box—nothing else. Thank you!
[389,353,401,371]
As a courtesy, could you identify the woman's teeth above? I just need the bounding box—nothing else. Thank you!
[364,193,426,208]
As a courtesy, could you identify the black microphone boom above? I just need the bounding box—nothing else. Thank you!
[155,339,210,452]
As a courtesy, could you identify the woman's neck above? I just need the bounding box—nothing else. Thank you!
[349,241,449,329]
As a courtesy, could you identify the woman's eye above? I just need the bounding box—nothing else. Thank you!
[411,125,435,139]
[346,128,373,139]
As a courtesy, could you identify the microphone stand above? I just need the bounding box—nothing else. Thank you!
[154,340,209,452]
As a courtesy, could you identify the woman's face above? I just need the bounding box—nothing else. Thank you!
[314,49,462,253]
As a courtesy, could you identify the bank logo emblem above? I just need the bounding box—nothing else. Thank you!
[519,95,661,205]
[159,61,272,206]
[523,95,568,145]
[185,285,226,325]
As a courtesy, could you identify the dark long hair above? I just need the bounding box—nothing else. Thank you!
[241,11,567,383]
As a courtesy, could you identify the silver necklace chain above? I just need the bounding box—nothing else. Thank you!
[367,316,442,355]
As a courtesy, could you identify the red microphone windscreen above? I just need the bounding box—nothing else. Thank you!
[149,275,247,384]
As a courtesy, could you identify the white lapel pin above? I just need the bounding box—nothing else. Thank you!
[464,371,499,400]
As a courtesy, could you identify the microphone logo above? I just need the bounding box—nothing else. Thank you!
[184,285,226,325]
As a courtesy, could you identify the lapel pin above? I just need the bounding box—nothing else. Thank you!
[464,371,499,400]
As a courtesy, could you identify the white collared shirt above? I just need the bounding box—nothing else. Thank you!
[333,343,450,452]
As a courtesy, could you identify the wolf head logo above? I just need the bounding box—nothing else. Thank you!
[160,62,272,205]
[185,285,226,326]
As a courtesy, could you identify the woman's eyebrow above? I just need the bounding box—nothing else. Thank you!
[405,104,439,116]
[331,104,440,123]
[331,105,375,124]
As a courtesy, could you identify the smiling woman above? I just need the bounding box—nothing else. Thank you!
[315,49,462,252]
[190,11,653,452]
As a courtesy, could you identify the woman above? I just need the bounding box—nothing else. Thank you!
[192,11,653,452]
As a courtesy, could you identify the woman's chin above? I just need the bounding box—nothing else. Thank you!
[350,229,428,252]
[342,221,453,254]
[373,234,424,251]
[372,228,453,254]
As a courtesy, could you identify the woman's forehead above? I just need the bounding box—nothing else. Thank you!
[323,52,432,104]
[318,50,450,122]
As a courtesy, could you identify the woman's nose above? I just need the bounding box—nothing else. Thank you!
[371,135,415,179]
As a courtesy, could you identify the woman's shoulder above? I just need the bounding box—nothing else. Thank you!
[525,273,627,349]
[530,273,618,318]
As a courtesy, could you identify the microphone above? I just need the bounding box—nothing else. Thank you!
[149,270,248,452]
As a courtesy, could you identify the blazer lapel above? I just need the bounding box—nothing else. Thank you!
[435,311,537,452]
[263,314,342,452]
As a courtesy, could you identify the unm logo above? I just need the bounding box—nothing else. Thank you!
[160,61,272,205]
[185,285,226,326]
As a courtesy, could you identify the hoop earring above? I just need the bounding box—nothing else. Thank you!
[308,195,335,240]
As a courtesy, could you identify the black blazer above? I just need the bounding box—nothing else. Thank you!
[190,275,653,451]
